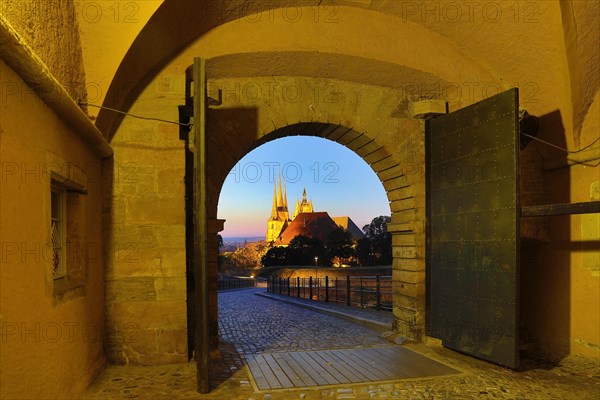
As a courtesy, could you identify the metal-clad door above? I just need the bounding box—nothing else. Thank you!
[426,89,520,368]
[192,57,210,392]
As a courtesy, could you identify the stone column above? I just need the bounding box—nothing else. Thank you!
[389,222,426,340]
[388,119,426,341]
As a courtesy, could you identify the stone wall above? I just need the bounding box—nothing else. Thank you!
[2,0,88,103]
[387,126,426,340]
[104,114,188,364]
[520,90,600,359]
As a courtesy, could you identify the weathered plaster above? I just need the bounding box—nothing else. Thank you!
[0,60,106,399]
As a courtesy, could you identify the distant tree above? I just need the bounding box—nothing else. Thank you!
[288,235,326,265]
[361,216,392,265]
[218,253,236,272]
[262,246,294,267]
[363,216,391,239]
[261,236,330,267]
[325,226,354,266]
[219,241,268,271]
[252,241,269,263]
[355,237,373,266]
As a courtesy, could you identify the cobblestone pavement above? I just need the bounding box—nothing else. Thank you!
[83,289,600,400]
[218,289,392,354]
[256,291,393,330]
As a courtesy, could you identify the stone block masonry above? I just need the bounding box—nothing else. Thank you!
[105,73,429,365]
[104,115,188,365]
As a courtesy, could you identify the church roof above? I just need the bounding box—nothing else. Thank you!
[332,216,366,240]
[279,212,339,245]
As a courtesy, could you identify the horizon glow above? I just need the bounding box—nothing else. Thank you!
[217,136,391,239]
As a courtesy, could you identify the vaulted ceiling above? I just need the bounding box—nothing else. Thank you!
[74,1,598,145]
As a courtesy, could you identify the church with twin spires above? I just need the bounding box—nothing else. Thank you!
[266,176,364,245]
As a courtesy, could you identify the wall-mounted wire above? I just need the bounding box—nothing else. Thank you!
[521,132,599,154]
[81,101,598,154]
[80,103,192,127]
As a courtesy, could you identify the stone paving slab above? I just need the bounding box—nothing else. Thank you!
[255,290,393,333]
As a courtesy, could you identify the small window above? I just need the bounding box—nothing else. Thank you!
[46,153,88,301]
[51,186,66,280]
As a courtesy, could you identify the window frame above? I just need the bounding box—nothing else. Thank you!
[51,184,67,281]
[45,152,89,301]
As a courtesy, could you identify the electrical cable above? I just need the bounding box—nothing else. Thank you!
[80,103,191,127]
[82,102,600,153]
[521,133,599,154]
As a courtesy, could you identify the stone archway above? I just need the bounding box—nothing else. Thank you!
[103,2,577,366]
[204,76,428,344]
[101,5,507,363]
[104,72,427,364]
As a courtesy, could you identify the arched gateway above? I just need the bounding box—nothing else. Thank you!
[185,58,428,390]
[2,1,598,398]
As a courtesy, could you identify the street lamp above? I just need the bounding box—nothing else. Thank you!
[314,256,318,267]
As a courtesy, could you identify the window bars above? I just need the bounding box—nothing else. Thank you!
[51,187,66,279]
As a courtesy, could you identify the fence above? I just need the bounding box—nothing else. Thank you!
[217,274,256,291]
[267,275,392,311]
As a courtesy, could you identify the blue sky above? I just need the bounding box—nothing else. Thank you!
[218,136,391,238]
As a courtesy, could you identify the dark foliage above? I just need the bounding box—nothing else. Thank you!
[361,216,392,265]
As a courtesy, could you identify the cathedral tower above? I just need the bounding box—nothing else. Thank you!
[292,187,314,219]
[266,174,290,243]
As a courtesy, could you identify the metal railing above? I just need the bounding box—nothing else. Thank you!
[217,274,256,291]
[266,275,392,311]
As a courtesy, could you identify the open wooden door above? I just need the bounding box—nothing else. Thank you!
[191,57,210,393]
[426,88,521,368]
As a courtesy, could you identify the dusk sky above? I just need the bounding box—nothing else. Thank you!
[218,136,391,239]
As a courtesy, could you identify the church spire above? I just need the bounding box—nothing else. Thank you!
[294,198,300,219]
[271,180,278,219]
[283,182,288,208]
[277,172,283,207]
[267,178,287,243]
